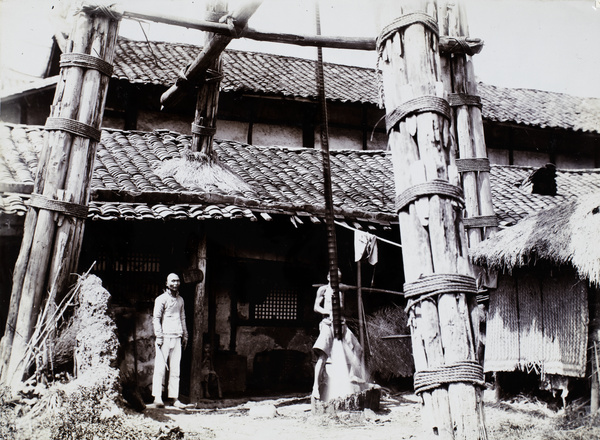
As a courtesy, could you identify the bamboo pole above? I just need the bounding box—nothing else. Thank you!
[191,1,227,156]
[357,261,365,350]
[375,1,486,438]
[160,1,263,109]
[0,3,120,386]
[315,2,342,339]
[590,287,600,413]
[312,284,403,296]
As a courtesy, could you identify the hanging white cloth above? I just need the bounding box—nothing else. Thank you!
[354,230,378,265]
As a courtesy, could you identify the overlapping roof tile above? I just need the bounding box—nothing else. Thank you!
[111,38,600,134]
[1,123,599,225]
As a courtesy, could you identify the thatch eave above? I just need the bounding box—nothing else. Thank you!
[470,193,600,286]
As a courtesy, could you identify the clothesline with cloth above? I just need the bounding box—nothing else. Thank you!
[334,221,402,249]
[334,221,401,266]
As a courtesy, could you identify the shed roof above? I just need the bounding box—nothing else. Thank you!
[470,193,600,286]
[1,123,599,226]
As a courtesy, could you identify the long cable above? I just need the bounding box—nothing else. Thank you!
[315,2,342,340]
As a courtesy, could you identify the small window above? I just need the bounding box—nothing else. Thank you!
[253,288,298,321]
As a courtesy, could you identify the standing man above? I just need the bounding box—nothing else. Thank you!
[152,273,188,408]
[312,270,364,400]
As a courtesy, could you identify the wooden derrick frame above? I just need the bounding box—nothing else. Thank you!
[376,0,487,438]
[0,3,121,385]
[437,1,497,250]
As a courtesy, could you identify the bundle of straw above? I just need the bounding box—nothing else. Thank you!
[155,149,252,194]
[365,305,414,379]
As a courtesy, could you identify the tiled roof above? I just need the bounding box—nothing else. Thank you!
[1,123,599,226]
[489,165,600,227]
[0,123,395,224]
[114,39,376,105]
[111,38,600,134]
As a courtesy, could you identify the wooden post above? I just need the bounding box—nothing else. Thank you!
[191,1,227,156]
[437,1,496,371]
[189,230,208,402]
[0,3,120,385]
[437,1,496,250]
[590,286,600,413]
[375,1,487,438]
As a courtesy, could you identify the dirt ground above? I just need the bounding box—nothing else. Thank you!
[129,390,598,440]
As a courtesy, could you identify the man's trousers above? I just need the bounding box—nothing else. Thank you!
[152,336,182,399]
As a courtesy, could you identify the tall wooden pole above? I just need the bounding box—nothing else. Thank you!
[189,231,208,401]
[315,2,342,339]
[376,1,487,438]
[187,2,226,402]
[0,3,121,386]
[437,1,496,251]
[437,0,497,368]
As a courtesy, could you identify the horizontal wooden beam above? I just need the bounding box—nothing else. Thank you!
[122,9,482,53]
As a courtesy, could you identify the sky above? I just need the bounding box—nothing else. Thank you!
[0,0,599,98]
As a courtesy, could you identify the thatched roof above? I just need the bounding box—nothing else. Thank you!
[471,193,600,286]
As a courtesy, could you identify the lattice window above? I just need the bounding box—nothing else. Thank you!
[253,288,298,321]
[93,251,162,301]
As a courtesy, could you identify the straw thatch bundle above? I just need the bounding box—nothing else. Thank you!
[155,149,252,194]
[471,193,600,286]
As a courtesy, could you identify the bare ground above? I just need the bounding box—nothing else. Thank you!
[129,390,599,440]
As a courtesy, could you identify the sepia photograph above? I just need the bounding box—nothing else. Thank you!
[0,0,599,438]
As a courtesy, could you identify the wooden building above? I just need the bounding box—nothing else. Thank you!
[1,121,599,400]
[2,38,599,168]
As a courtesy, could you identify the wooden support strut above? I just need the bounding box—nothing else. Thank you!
[160,1,263,109]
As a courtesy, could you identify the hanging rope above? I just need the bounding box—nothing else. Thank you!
[315,2,342,340]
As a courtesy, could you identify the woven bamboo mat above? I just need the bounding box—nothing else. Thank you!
[484,270,588,378]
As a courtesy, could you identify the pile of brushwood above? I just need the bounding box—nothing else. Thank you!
[365,305,414,381]
[2,273,185,440]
